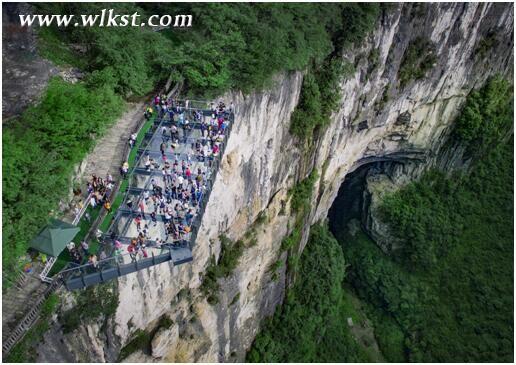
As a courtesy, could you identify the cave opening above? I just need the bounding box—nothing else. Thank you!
[328,160,406,240]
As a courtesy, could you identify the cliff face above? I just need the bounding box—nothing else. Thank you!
[38,3,513,362]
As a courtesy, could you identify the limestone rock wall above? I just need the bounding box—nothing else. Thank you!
[38,3,513,363]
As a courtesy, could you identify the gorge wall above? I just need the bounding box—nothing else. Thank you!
[37,3,513,362]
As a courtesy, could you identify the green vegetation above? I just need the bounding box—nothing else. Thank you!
[280,226,302,252]
[398,36,437,88]
[171,3,378,96]
[288,2,379,141]
[289,170,319,213]
[33,3,176,97]
[247,224,371,362]
[40,293,60,317]
[336,77,513,362]
[290,58,354,142]
[230,292,240,306]
[269,259,284,282]
[118,313,174,361]
[281,169,319,274]
[37,27,87,69]
[255,210,267,225]
[475,31,498,59]
[366,48,380,80]
[118,329,152,361]
[279,169,319,275]
[6,294,61,363]
[157,314,174,330]
[3,78,124,285]
[250,76,513,363]
[34,3,379,98]
[376,84,390,111]
[269,259,284,273]
[453,76,512,155]
[60,281,119,333]
[200,235,245,304]
[244,228,258,248]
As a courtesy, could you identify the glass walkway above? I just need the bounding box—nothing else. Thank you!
[60,101,234,290]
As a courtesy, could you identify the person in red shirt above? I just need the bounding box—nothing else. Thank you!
[138,200,145,217]
[135,214,142,231]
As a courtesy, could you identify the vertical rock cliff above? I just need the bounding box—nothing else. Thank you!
[37,3,513,362]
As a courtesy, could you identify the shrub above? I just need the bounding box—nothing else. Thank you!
[200,235,245,304]
[398,36,437,88]
[118,329,152,361]
[290,170,319,213]
[290,58,352,141]
[157,315,173,330]
[230,293,240,306]
[452,76,513,155]
[218,235,244,277]
[40,293,60,317]
[475,31,498,59]
[60,282,119,333]
[255,211,267,225]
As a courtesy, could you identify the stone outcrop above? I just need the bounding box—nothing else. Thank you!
[35,3,513,362]
[2,3,59,119]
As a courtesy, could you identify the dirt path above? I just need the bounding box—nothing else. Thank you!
[80,102,144,182]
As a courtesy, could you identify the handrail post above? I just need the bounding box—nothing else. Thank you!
[80,268,86,288]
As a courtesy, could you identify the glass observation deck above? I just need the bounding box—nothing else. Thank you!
[61,101,234,290]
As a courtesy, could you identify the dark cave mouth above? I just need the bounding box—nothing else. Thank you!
[328,160,407,239]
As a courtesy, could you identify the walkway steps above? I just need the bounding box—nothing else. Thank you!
[64,247,193,290]
[2,278,62,357]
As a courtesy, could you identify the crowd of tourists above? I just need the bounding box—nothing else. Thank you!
[70,98,233,269]
[87,174,115,213]
[122,98,233,253]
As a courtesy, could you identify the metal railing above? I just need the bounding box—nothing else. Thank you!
[72,192,93,225]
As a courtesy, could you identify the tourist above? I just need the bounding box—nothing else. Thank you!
[121,161,129,178]
[89,195,97,208]
[104,200,112,213]
[135,214,142,231]
[81,241,90,256]
[150,211,157,226]
[138,200,145,217]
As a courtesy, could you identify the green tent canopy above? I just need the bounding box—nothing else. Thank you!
[29,219,80,257]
